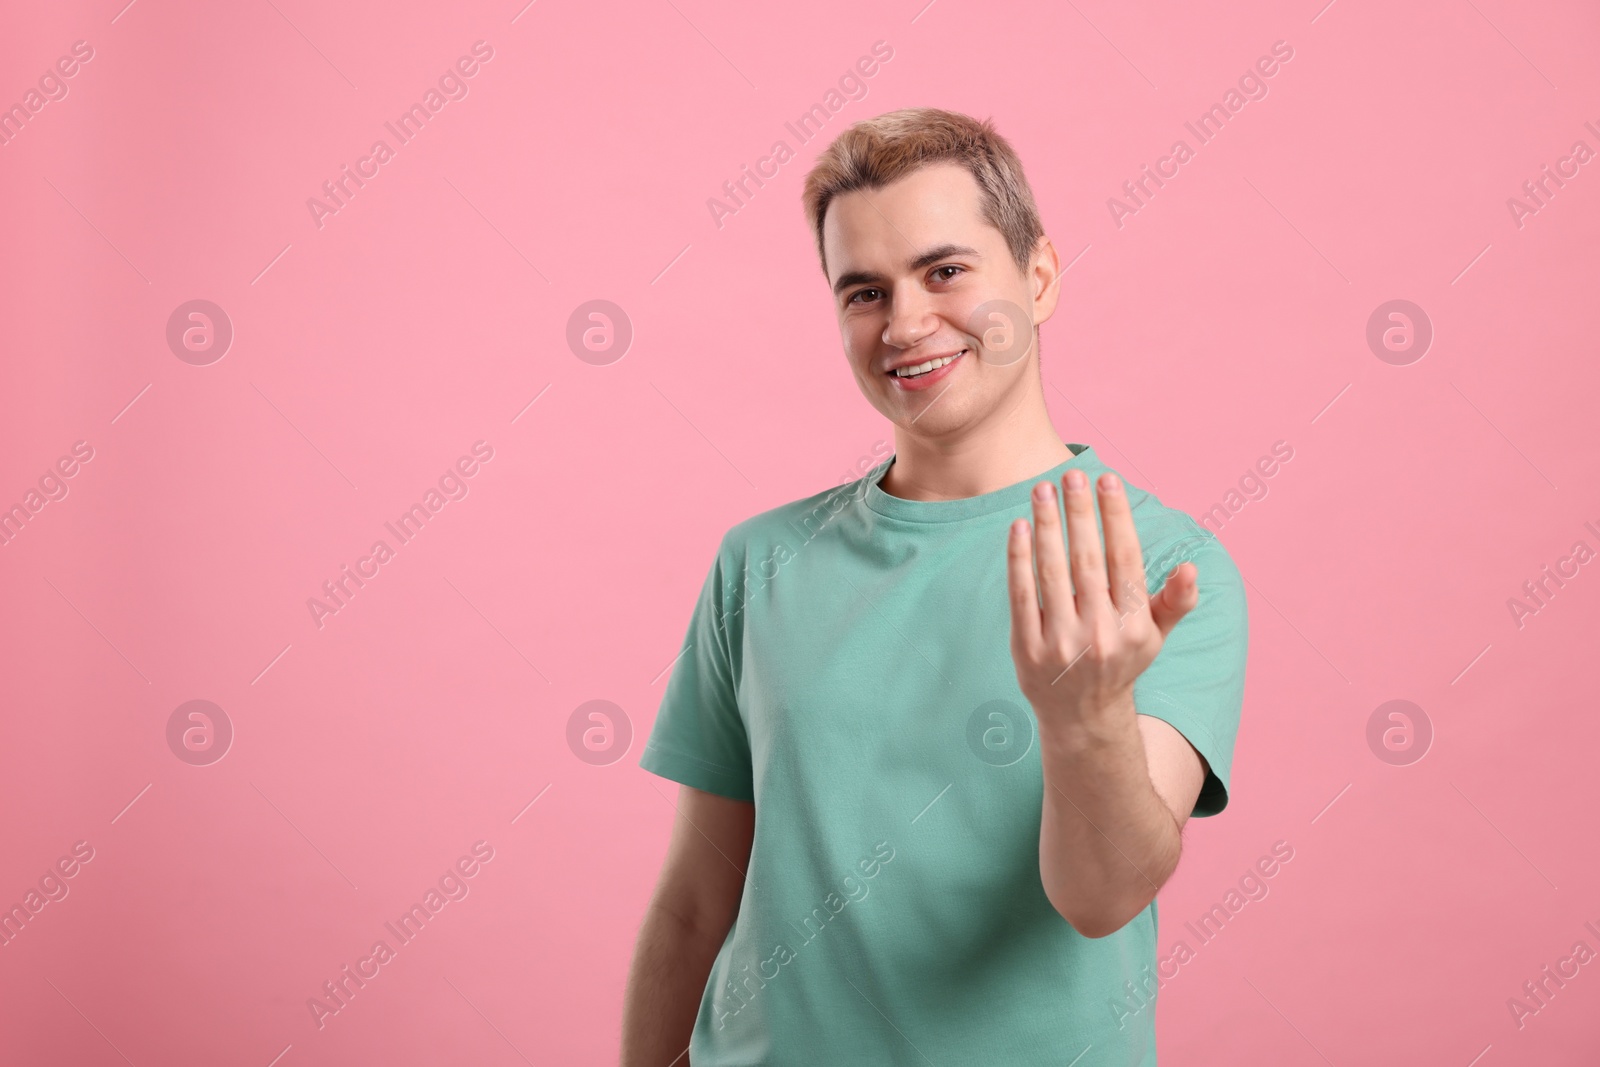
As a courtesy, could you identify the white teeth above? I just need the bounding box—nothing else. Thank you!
[894,351,961,377]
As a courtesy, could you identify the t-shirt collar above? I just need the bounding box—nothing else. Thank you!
[860,442,1101,524]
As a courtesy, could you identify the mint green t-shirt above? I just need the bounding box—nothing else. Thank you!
[639,442,1249,1066]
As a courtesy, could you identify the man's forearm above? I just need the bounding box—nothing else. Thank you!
[620,904,723,1067]
[1037,693,1181,938]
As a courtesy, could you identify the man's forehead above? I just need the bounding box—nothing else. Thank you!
[824,166,996,289]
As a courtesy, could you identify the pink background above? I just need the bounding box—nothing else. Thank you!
[2,0,1598,1063]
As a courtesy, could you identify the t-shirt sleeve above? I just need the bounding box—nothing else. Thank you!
[637,536,755,802]
[1132,522,1250,817]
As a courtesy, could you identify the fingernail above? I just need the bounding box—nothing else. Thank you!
[1065,469,1086,491]
[1035,482,1054,502]
[1101,473,1122,494]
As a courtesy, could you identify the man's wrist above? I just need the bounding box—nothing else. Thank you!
[1035,691,1139,759]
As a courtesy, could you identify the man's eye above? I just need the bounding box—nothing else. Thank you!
[933,265,963,281]
[849,288,882,305]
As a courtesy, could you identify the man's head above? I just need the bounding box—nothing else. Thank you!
[801,108,1060,439]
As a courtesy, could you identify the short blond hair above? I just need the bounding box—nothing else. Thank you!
[800,107,1046,280]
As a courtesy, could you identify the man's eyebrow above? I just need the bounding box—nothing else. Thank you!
[831,243,983,297]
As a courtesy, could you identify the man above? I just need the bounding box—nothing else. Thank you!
[621,106,1249,1065]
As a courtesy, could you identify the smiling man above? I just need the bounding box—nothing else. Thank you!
[621,107,1250,1066]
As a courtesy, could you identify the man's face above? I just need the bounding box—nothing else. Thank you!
[823,162,1057,437]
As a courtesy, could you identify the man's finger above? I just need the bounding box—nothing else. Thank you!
[1060,468,1108,628]
[1030,480,1076,642]
[1096,472,1148,620]
[1149,561,1200,638]
[1007,517,1043,656]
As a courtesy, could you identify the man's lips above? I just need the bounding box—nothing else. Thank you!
[884,348,967,377]
[885,348,966,391]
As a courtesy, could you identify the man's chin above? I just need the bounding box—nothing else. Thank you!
[876,395,976,438]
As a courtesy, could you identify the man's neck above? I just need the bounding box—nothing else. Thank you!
[877,382,1077,502]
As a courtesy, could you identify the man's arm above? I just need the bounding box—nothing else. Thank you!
[1008,467,1217,938]
[1037,702,1206,937]
[621,784,755,1067]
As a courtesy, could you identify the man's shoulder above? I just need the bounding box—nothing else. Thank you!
[1117,470,1240,590]
[714,465,884,559]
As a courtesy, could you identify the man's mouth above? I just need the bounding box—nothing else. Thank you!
[888,349,966,380]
